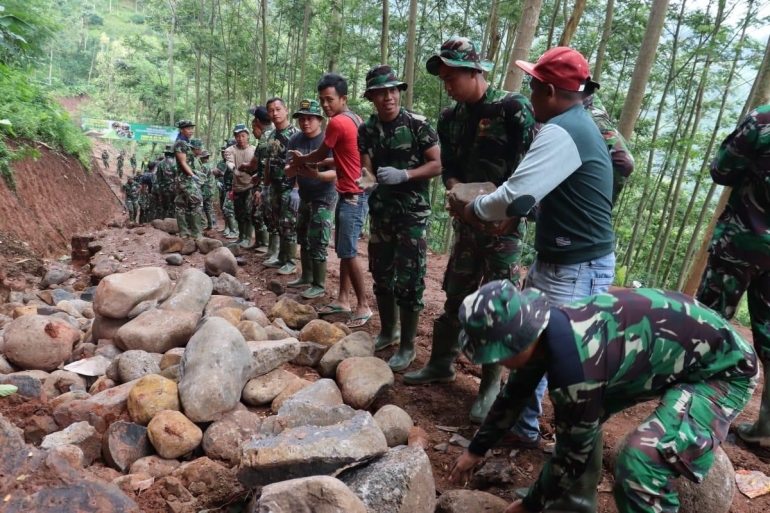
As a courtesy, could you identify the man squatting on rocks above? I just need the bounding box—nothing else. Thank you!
[291,73,373,329]
[284,99,337,298]
[449,282,757,513]
[402,37,536,423]
[173,120,205,239]
[356,64,441,371]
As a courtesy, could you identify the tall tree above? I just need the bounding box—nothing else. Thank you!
[403,0,418,109]
[503,0,543,92]
[558,0,587,47]
[380,0,389,64]
[295,0,311,106]
[592,0,614,82]
[261,0,268,104]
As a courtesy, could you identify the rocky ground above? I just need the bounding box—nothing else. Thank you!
[0,111,769,512]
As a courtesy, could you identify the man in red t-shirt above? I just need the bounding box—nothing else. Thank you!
[290,73,373,328]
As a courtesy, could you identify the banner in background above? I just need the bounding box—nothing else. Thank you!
[81,118,178,143]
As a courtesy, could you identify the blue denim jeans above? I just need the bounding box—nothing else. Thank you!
[510,252,615,441]
[334,192,369,259]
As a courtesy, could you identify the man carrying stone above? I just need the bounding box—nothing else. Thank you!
[285,99,336,296]
[356,65,441,371]
[226,124,257,248]
[404,37,536,421]
[122,176,139,224]
[290,73,373,327]
[173,120,205,239]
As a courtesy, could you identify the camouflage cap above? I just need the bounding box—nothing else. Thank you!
[426,37,494,76]
[190,138,204,149]
[163,144,174,155]
[459,280,551,365]
[177,119,195,128]
[363,65,408,98]
[292,99,324,119]
[199,150,210,159]
[233,123,249,135]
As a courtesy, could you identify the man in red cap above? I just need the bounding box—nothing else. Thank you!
[449,46,616,513]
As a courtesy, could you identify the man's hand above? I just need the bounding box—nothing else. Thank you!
[289,188,300,211]
[448,450,484,487]
[356,167,378,194]
[288,150,306,164]
[253,189,262,205]
[504,499,530,513]
[377,166,409,185]
[482,217,522,237]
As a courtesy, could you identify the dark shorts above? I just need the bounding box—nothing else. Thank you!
[334,192,368,259]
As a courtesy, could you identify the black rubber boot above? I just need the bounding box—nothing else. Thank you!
[388,308,419,372]
[287,248,312,287]
[239,223,254,248]
[469,364,503,424]
[403,318,460,385]
[374,294,400,351]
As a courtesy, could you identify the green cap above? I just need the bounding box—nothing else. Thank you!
[190,138,204,149]
[233,124,249,134]
[363,65,408,97]
[199,150,210,159]
[292,99,324,119]
[459,280,551,365]
[177,119,195,128]
[426,37,493,76]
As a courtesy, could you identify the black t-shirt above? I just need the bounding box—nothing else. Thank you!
[287,131,336,200]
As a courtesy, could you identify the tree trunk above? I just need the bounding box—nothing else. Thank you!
[294,0,311,105]
[592,0,614,82]
[503,0,543,92]
[496,23,516,89]
[485,0,501,62]
[403,0,418,109]
[260,0,268,104]
[617,0,670,141]
[546,0,562,50]
[558,0,587,47]
[380,0,389,64]
[328,0,343,73]
[168,2,176,126]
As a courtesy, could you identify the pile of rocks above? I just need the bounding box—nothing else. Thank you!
[0,264,441,512]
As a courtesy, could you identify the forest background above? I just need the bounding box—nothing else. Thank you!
[2,0,770,325]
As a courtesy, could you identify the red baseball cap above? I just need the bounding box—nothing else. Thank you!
[516,47,600,92]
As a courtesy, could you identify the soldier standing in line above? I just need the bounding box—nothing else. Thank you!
[138,161,155,224]
[226,125,257,248]
[117,151,125,178]
[248,106,275,253]
[356,65,441,371]
[449,282,758,513]
[101,149,110,170]
[696,104,770,448]
[173,120,205,239]
[262,98,300,270]
[130,153,138,175]
[216,144,239,239]
[403,37,536,423]
[197,149,217,230]
[122,176,139,224]
[154,145,177,220]
[285,99,336,294]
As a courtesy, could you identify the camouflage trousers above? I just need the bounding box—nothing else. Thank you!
[117,163,123,178]
[697,255,770,362]
[297,194,336,262]
[223,196,235,218]
[251,188,269,232]
[152,185,175,220]
[174,175,204,230]
[614,376,756,512]
[369,208,429,311]
[125,199,138,223]
[138,193,151,223]
[102,158,109,169]
[202,194,214,221]
[440,219,523,328]
[271,186,298,242]
[233,189,252,225]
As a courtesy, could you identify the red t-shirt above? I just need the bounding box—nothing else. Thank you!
[324,113,362,194]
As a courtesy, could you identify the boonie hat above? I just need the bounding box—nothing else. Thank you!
[426,37,493,76]
[199,150,210,159]
[249,105,272,124]
[190,138,204,149]
[515,47,600,92]
[292,99,324,119]
[233,124,250,135]
[177,119,195,128]
[459,280,551,365]
[363,65,408,97]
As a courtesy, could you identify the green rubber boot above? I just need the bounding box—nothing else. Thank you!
[738,360,770,446]
[176,214,190,238]
[515,431,604,513]
[235,221,245,244]
[187,213,203,240]
[469,364,503,423]
[301,260,327,299]
[205,212,214,230]
[374,294,401,351]
[287,249,312,287]
[239,222,254,248]
[277,242,298,275]
[259,233,280,260]
[388,308,419,372]
[249,229,269,252]
[264,237,285,268]
[224,217,239,239]
[403,318,460,385]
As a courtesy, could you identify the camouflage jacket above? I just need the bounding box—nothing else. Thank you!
[709,104,770,265]
[583,95,634,204]
[156,157,177,190]
[358,107,439,214]
[438,86,535,187]
[217,160,233,191]
[196,162,216,197]
[122,182,139,200]
[174,136,197,178]
[469,288,758,511]
[254,128,274,188]
[265,125,299,190]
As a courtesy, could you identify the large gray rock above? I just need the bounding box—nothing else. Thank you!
[3,480,141,512]
[178,317,254,422]
[340,445,436,513]
[94,267,172,319]
[41,421,101,465]
[91,314,129,341]
[247,338,301,378]
[292,342,327,367]
[41,267,72,288]
[116,350,161,383]
[203,295,248,317]
[240,306,270,327]
[202,409,262,466]
[435,490,509,513]
[114,309,199,353]
[237,411,388,487]
[238,320,267,342]
[158,268,213,314]
[3,315,80,371]
[318,332,375,378]
[337,356,394,409]
[102,421,152,473]
[196,237,223,254]
[211,273,249,299]
[204,247,238,277]
[253,476,367,513]
[373,405,414,448]
[242,369,300,406]
[260,402,358,436]
[280,378,343,410]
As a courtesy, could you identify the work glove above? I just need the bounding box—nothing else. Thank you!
[289,188,300,211]
[377,166,409,185]
[192,175,202,185]
[356,167,378,194]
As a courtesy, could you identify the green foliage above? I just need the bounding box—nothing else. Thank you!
[129,14,144,25]
[88,13,103,26]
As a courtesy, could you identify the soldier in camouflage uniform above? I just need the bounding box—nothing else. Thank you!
[248,106,275,252]
[101,150,109,170]
[697,104,770,448]
[583,94,634,203]
[403,38,536,422]
[196,149,217,230]
[356,66,441,372]
[130,154,137,175]
[262,98,300,269]
[153,145,177,220]
[215,145,238,238]
[116,151,125,179]
[449,281,758,513]
[122,176,139,223]
[285,99,337,295]
[173,120,205,239]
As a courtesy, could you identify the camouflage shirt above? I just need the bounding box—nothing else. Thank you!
[122,181,139,200]
[196,162,216,197]
[358,107,439,214]
[709,104,770,265]
[583,95,634,204]
[470,288,758,511]
[265,124,299,190]
[217,160,233,191]
[438,86,535,187]
[174,136,197,178]
[156,157,176,189]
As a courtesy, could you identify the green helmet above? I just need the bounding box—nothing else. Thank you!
[426,37,493,76]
